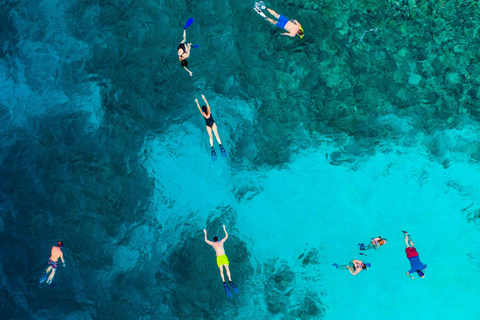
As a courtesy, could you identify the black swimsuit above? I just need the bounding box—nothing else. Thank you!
[178,44,186,58]
[204,113,215,128]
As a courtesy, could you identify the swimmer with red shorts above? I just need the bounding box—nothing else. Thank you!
[403,231,427,279]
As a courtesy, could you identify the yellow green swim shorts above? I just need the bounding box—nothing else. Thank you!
[216,255,229,268]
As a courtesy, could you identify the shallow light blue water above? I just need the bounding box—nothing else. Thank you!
[1,0,480,319]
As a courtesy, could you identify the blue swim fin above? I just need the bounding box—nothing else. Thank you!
[332,263,338,269]
[184,18,194,29]
[229,281,240,294]
[219,145,228,158]
[39,273,47,284]
[358,243,366,250]
[192,45,200,48]
[224,283,233,298]
[211,147,217,161]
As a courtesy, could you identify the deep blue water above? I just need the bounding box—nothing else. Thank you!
[1,0,480,319]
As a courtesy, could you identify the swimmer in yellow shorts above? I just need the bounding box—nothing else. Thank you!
[203,225,240,297]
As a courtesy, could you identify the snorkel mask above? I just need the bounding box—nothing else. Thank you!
[299,27,304,39]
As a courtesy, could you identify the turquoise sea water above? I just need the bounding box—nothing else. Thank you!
[1,0,480,319]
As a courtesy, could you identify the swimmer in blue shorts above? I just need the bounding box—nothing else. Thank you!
[254,2,304,38]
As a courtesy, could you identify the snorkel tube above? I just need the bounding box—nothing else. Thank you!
[299,27,304,39]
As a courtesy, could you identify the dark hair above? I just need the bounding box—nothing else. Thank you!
[58,241,64,247]
[213,236,218,242]
[362,264,367,269]
[181,60,188,67]
[201,105,208,113]
[417,270,424,277]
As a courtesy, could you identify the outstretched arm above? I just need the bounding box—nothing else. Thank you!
[201,95,210,113]
[404,233,410,248]
[204,229,214,245]
[183,66,193,77]
[195,98,203,115]
[60,251,65,266]
[406,272,414,280]
[220,224,228,243]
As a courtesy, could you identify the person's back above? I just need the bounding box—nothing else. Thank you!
[211,241,226,257]
[50,246,63,261]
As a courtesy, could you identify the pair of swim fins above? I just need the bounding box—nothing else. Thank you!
[211,145,228,161]
[254,1,267,19]
[40,273,47,284]
[224,281,240,298]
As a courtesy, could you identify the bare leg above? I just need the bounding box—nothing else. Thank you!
[46,269,56,285]
[409,238,414,247]
[206,126,213,147]
[266,18,277,25]
[267,8,280,18]
[219,266,226,282]
[45,266,52,274]
[212,123,222,145]
[224,265,232,282]
[335,265,349,270]
[181,29,186,43]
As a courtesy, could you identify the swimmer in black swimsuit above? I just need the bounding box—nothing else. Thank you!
[195,95,224,153]
[178,29,193,76]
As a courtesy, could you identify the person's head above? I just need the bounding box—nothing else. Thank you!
[298,27,304,39]
[201,105,208,114]
[416,270,425,278]
[378,239,386,246]
[363,263,371,270]
[213,235,219,242]
[181,59,188,67]
[57,241,64,247]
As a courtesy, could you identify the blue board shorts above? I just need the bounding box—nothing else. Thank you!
[276,15,289,29]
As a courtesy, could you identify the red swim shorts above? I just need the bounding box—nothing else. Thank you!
[405,247,418,258]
